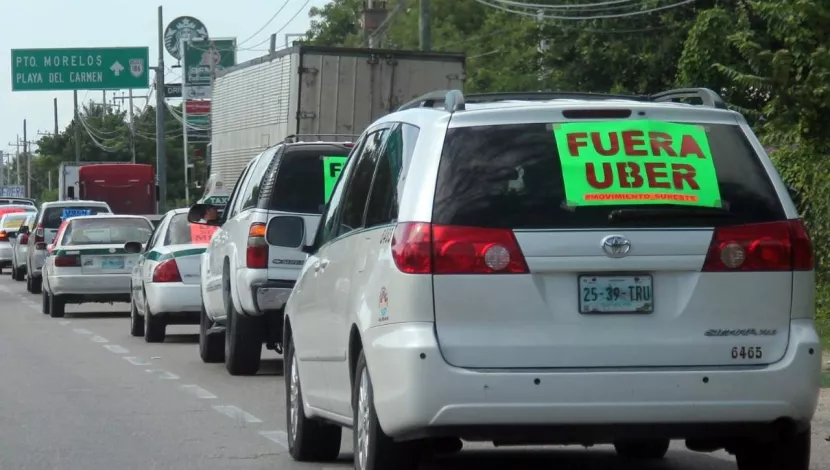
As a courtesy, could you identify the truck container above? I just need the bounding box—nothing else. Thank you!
[77,164,155,215]
[210,44,466,190]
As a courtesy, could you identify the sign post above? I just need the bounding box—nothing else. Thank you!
[11,47,150,91]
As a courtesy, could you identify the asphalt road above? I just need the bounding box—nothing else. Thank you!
[0,273,827,470]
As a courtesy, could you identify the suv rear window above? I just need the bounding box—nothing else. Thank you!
[63,218,152,245]
[268,150,348,214]
[432,122,785,229]
[43,206,110,229]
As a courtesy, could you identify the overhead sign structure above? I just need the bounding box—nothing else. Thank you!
[11,47,150,91]
[164,16,209,61]
[183,38,236,99]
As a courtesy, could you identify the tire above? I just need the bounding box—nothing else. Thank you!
[285,338,342,461]
[31,275,41,294]
[223,269,262,376]
[735,427,811,470]
[352,350,420,470]
[14,266,25,282]
[614,439,670,460]
[26,274,32,293]
[49,294,65,318]
[42,289,50,315]
[199,302,224,363]
[129,296,144,337]
[10,266,16,279]
[144,298,166,343]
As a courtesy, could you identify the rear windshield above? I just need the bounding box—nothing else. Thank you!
[433,122,785,229]
[2,213,29,229]
[268,150,348,214]
[43,206,110,229]
[63,218,152,245]
[165,213,218,245]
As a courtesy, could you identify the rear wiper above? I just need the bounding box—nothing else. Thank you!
[608,206,735,222]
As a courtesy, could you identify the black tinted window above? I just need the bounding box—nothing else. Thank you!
[433,123,785,229]
[365,125,417,227]
[269,150,348,214]
[340,130,388,234]
[43,206,110,229]
[63,218,153,245]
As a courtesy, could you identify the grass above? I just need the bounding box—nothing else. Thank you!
[817,315,830,352]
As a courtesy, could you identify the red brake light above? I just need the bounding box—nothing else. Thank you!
[246,222,268,269]
[19,234,29,244]
[391,223,529,275]
[702,220,813,272]
[54,255,80,267]
[152,259,182,283]
[0,230,7,241]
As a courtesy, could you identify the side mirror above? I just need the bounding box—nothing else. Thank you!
[187,204,222,226]
[124,241,143,254]
[266,216,305,248]
[18,226,29,235]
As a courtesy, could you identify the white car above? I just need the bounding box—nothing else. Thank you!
[283,89,820,470]
[0,209,34,273]
[124,208,218,343]
[190,139,352,375]
[10,213,36,281]
[41,214,153,318]
[25,200,112,294]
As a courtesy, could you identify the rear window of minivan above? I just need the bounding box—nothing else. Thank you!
[42,206,110,229]
[433,122,785,229]
[268,150,348,214]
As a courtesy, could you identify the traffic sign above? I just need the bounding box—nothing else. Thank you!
[164,83,182,98]
[11,47,150,91]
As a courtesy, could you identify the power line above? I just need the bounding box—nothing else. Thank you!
[476,0,696,20]
[236,0,292,47]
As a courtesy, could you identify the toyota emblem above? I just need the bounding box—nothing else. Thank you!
[601,235,631,258]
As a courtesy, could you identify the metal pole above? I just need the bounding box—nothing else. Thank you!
[48,170,52,191]
[419,0,431,51]
[128,89,136,163]
[23,119,30,198]
[367,0,375,48]
[102,90,106,109]
[73,90,81,163]
[53,98,59,137]
[181,38,189,205]
[15,135,20,185]
[156,5,167,213]
[0,151,4,186]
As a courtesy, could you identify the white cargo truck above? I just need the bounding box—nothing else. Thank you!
[209,44,466,189]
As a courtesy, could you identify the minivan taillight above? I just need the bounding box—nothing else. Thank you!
[152,259,182,283]
[702,220,813,272]
[246,223,268,269]
[35,223,44,243]
[391,222,529,275]
[54,255,80,267]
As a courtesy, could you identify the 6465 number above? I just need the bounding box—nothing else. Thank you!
[731,346,762,360]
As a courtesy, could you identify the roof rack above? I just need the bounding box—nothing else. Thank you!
[396,87,727,112]
[283,133,359,144]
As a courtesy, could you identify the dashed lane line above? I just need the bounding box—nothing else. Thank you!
[103,344,129,354]
[58,321,70,326]
[123,356,152,366]
[72,328,92,335]
[212,405,263,424]
[90,335,108,343]
[259,430,289,450]
[180,384,217,399]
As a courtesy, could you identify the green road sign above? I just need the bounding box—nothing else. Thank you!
[11,47,150,92]
[184,39,236,88]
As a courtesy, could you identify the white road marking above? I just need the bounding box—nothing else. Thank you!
[58,321,70,326]
[123,356,151,366]
[90,335,108,343]
[259,430,289,450]
[72,328,92,335]
[212,405,263,424]
[157,371,179,380]
[180,385,217,399]
[103,345,129,354]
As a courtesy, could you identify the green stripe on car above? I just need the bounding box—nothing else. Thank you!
[146,247,206,262]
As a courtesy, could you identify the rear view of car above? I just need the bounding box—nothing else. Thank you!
[42,215,152,318]
[0,212,31,272]
[26,201,112,293]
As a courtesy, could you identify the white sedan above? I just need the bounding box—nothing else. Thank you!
[41,214,153,318]
[125,208,218,343]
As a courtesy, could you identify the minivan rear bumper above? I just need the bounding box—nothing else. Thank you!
[363,320,821,441]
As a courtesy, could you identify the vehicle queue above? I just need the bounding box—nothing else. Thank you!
[0,87,821,470]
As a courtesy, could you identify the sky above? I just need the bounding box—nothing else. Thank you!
[1,0,328,166]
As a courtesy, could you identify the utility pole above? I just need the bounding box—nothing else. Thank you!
[0,151,4,186]
[419,0,431,51]
[48,170,52,191]
[73,90,81,163]
[23,119,30,198]
[112,91,141,163]
[53,98,59,137]
[367,0,375,48]
[155,5,167,213]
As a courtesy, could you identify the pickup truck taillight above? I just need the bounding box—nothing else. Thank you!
[35,223,45,243]
[246,223,267,269]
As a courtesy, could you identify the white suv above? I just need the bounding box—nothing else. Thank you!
[283,89,820,470]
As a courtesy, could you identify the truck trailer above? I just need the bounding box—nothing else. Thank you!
[59,162,156,215]
[209,44,466,189]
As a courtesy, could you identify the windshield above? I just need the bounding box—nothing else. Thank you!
[1,213,29,230]
[62,218,153,246]
[165,213,219,245]
[433,122,785,229]
[42,205,110,229]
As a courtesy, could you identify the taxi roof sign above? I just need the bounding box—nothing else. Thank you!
[198,173,230,206]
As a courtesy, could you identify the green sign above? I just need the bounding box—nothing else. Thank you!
[203,195,229,205]
[323,156,348,203]
[553,120,721,207]
[183,38,236,99]
[11,47,150,91]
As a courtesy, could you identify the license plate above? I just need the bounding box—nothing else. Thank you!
[101,257,124,270]
[579,275,653,314]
